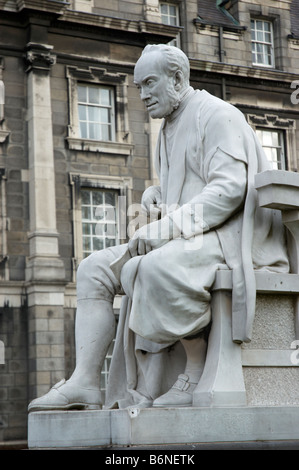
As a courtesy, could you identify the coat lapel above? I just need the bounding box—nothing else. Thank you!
[156,108,195,208]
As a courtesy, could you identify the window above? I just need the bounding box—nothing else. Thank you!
[78,85,115,142]
[256,129,286,170]
[81,188,119,258]
[160,2,181,47]
[248,114,296,172]
[251,19,275,67]
[70,173,133,279]
[66,65,133,155]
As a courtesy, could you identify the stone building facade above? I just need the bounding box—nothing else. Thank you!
[0,0,298,444]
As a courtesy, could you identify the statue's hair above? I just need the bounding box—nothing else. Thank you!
[141,44,190,84]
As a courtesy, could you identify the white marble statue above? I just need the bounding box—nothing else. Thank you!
[28,44,289,412]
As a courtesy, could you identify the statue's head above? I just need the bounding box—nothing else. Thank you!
[134,44,190,119]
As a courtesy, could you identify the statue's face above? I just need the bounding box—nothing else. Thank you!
[134,51,180,119]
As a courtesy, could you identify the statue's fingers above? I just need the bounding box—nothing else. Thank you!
[128,238,138,257]
[137,239,146,255]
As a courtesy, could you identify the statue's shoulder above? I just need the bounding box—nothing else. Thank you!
[193,90,245,128]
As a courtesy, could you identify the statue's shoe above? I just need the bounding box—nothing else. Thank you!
[152,374,197,407]
[28,379,102,412]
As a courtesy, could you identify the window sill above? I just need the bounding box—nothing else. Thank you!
[66,137,134,156]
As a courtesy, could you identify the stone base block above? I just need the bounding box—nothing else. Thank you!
[28,406,299,449]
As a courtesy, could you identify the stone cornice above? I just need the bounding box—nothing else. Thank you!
[58,9,182,43]
[189,58,299,86]
[0,1,181,44]
[16,0,69,14]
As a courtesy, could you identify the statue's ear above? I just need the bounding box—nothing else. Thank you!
[173,70,184,91]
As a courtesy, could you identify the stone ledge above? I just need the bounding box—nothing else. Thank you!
[28,406,299,449]
[213,270,299,294]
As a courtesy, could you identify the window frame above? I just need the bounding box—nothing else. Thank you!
[77,84,116,142]
[81,187,120,258]
[255,128,286,170]
[251,18,275,68]
[69,173,133,281]
[247,113,297,172]
[66,65,133,156]
[159,2,181,48]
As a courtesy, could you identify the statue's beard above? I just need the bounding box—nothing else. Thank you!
[163,84,181,117]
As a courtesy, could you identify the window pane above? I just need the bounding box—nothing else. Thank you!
[256,43,263,54]
[79,121,87,139]
[105,238,116,248]
[101,124,111,141]
[89,87,100,104]
[82,206,91,219]
[100,88,110,106]
[160,3,168,15]
[78,104,87,121]
[106,223,116,237]
[93,237,104,251]
[169,5,176,16]
[92,191,103,206]
[100,108,110,123]
[257,30,264,42]
[91,223,98,235]
[81,190,91,205]
[78,85,87,102]
[256,21,263,31]
[83,237,91,251]
[82,223,90,235]
[264,21,271,32]
[89,123,100,140]
[94,222,105,237]
[257,53,263,64]
[87,106,97,122]
[265,32,271,43]
[105,191,116,207]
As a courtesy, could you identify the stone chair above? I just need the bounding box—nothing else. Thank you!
[193,169,299,408]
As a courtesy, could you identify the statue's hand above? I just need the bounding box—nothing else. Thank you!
[141,185,162,217]
[128,216,179,256]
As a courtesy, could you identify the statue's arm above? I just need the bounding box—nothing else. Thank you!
[169,149,247,239]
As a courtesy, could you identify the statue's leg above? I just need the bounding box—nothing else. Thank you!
[28,245,127,412]
[152,331,208,407]
[67,298,116,390]
[180,334,208,383]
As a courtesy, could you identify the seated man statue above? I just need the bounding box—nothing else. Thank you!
[28,44,289,412]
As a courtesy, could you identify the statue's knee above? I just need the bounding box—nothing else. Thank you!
[77,252,105,284]
[136,254,158,284]
[76,256,91,285]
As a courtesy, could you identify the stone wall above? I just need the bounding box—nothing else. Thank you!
[0,306,28,441]
[242,294,299,406]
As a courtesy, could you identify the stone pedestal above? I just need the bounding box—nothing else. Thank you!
[28,406,299,449]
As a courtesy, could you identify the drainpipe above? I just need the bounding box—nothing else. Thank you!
[218,26,227,100]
